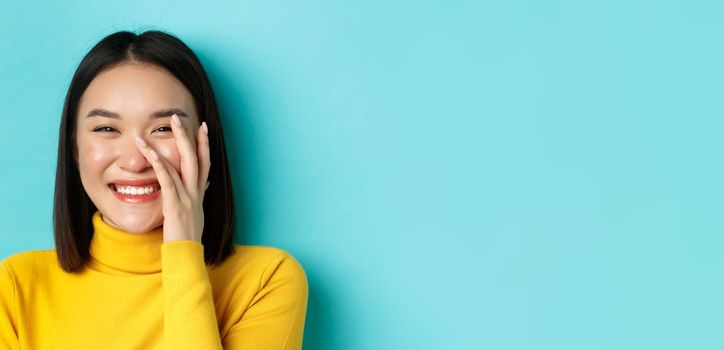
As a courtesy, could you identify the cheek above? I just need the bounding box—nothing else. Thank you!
[156,144,182,173]
[77,141,114,174]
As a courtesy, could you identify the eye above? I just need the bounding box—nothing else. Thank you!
[93,126,117,133]
[155,125,173,133]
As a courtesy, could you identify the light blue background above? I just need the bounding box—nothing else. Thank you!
[2,1,723,349]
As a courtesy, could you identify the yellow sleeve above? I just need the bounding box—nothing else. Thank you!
[222,251,309,350]
[0,260,20,349]
[161,241,222,349]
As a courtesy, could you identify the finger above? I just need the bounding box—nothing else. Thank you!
[134,135,184,206]
[196,121,211,194]
[156,149,191,203]
[170,114,199,194]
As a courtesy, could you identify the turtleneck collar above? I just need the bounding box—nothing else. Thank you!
[88,210,164,274]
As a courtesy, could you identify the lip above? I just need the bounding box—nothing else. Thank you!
[109,178,160,186]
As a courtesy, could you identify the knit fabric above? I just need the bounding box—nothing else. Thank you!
[0,211,308,349]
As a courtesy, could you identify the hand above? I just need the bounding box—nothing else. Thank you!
[134,114,211,243]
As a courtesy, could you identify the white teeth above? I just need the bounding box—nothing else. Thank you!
[113,184,159,195]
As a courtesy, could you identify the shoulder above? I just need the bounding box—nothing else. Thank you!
[220,245,306,278]
[1,249,60,292]
[227,245,302,265]
[1,249,59,278]
[210,245,307,289]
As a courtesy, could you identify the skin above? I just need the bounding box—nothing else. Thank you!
[75,62,210,242]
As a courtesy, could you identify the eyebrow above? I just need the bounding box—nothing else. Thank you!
[85,108,189,119]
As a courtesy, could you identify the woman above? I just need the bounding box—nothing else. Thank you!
[0,30,308,349]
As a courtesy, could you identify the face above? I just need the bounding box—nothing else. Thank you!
[76,62,200,234]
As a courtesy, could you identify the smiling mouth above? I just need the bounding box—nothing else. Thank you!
[108,183,161,196]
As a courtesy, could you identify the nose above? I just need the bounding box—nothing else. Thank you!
[116,135,152,173]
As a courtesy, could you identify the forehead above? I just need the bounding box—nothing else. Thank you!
[77,62,197,123]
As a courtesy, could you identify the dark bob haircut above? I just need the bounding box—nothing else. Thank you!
[54,30,236,273]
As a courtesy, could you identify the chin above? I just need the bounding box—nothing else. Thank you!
[100,208,163,233]
[120,221,161,234]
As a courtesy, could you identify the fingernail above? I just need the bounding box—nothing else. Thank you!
[135,136,147,147]
[149,149,160,161]
[205,181,210,190]
[202,122,208,135]
[172,114,182,127]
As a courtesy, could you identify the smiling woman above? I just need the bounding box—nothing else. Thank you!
[0,30,308,349]
[76,62,202,235]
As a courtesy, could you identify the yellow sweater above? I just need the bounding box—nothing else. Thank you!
[0,211,308,349]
